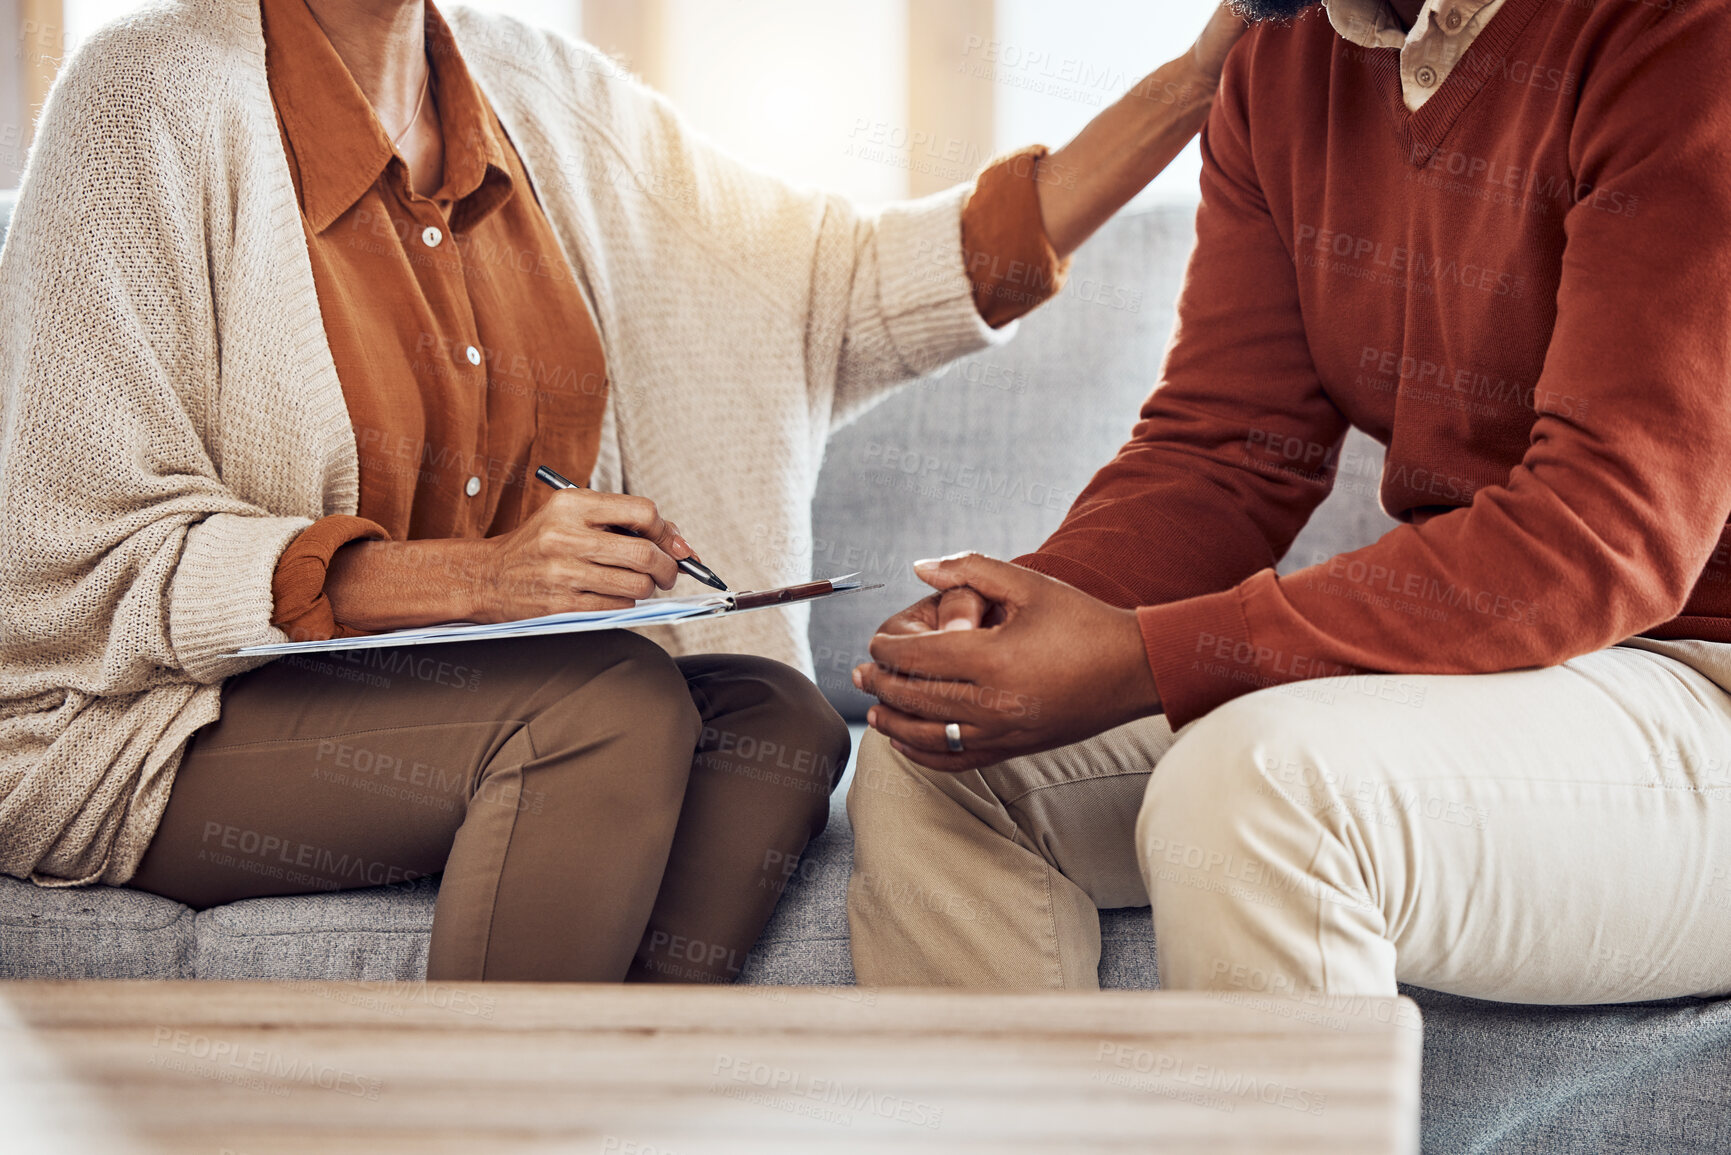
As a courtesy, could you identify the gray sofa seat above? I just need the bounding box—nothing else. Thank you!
[0,881,194,980]
[2,197,1728,1153]
[193,877,441,981]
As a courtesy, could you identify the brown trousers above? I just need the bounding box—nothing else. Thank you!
[129,632,850,983]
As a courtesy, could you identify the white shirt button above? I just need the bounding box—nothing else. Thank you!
[1445,9,1463,30]
[422,226,443,248]
[464,476,482,498]
[1414,65,1438,89]
[464,345,482,366]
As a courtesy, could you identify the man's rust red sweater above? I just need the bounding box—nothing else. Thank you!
[1021,0,1731,728]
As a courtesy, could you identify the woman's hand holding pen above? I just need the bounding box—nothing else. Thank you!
[852,553,1163,773]
[475,489,696,620]
[324,490,694,631]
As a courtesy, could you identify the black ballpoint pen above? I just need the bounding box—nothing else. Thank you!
[534,466,729,592]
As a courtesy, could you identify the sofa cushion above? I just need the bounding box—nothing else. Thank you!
[0,875,194,978]
[1409,989,1731,1154]
[193,876,437,981]
[737,791,856,986]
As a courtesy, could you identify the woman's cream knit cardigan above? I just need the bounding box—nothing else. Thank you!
[0,0,1016,887]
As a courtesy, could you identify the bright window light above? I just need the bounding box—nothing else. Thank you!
[656,0,909,206]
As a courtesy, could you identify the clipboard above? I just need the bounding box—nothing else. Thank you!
[230,574,880,658]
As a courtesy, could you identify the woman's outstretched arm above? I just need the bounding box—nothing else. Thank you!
[1035,4,1246,257]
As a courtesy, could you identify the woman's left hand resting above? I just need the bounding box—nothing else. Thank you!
[853,554,1162,773]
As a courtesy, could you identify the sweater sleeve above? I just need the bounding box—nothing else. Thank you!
[1018,50,1350,632]
[1033,10,1731,728]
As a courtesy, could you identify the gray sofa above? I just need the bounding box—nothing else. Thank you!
[1,192,1728,1154]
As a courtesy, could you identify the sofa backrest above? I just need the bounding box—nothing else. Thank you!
[809,202,1398,719]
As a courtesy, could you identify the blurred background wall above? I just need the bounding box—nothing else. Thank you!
[0,0,1217,198]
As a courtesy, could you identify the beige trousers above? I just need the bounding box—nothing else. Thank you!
[848,642,1731,1002]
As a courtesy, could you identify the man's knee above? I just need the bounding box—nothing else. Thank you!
[846,728,932,834]
[1138,690,1347,875]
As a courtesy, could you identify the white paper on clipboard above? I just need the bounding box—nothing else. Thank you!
[230,575,874,658]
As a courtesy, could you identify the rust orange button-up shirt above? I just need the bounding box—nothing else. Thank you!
[264,0,1065,642]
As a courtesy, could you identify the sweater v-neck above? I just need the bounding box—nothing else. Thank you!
[1365,0,1552,162]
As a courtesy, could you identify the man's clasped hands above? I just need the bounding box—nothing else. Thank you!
[851,554,1164,773]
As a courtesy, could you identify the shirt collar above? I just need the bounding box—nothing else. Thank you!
[263,0,513,234]
[1323,0,1501,50]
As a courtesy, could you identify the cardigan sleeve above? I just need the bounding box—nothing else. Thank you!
[1018,55,1347,612]
[826,150,1072,418]
[821,182,1021,427]
[0,35,315,695]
